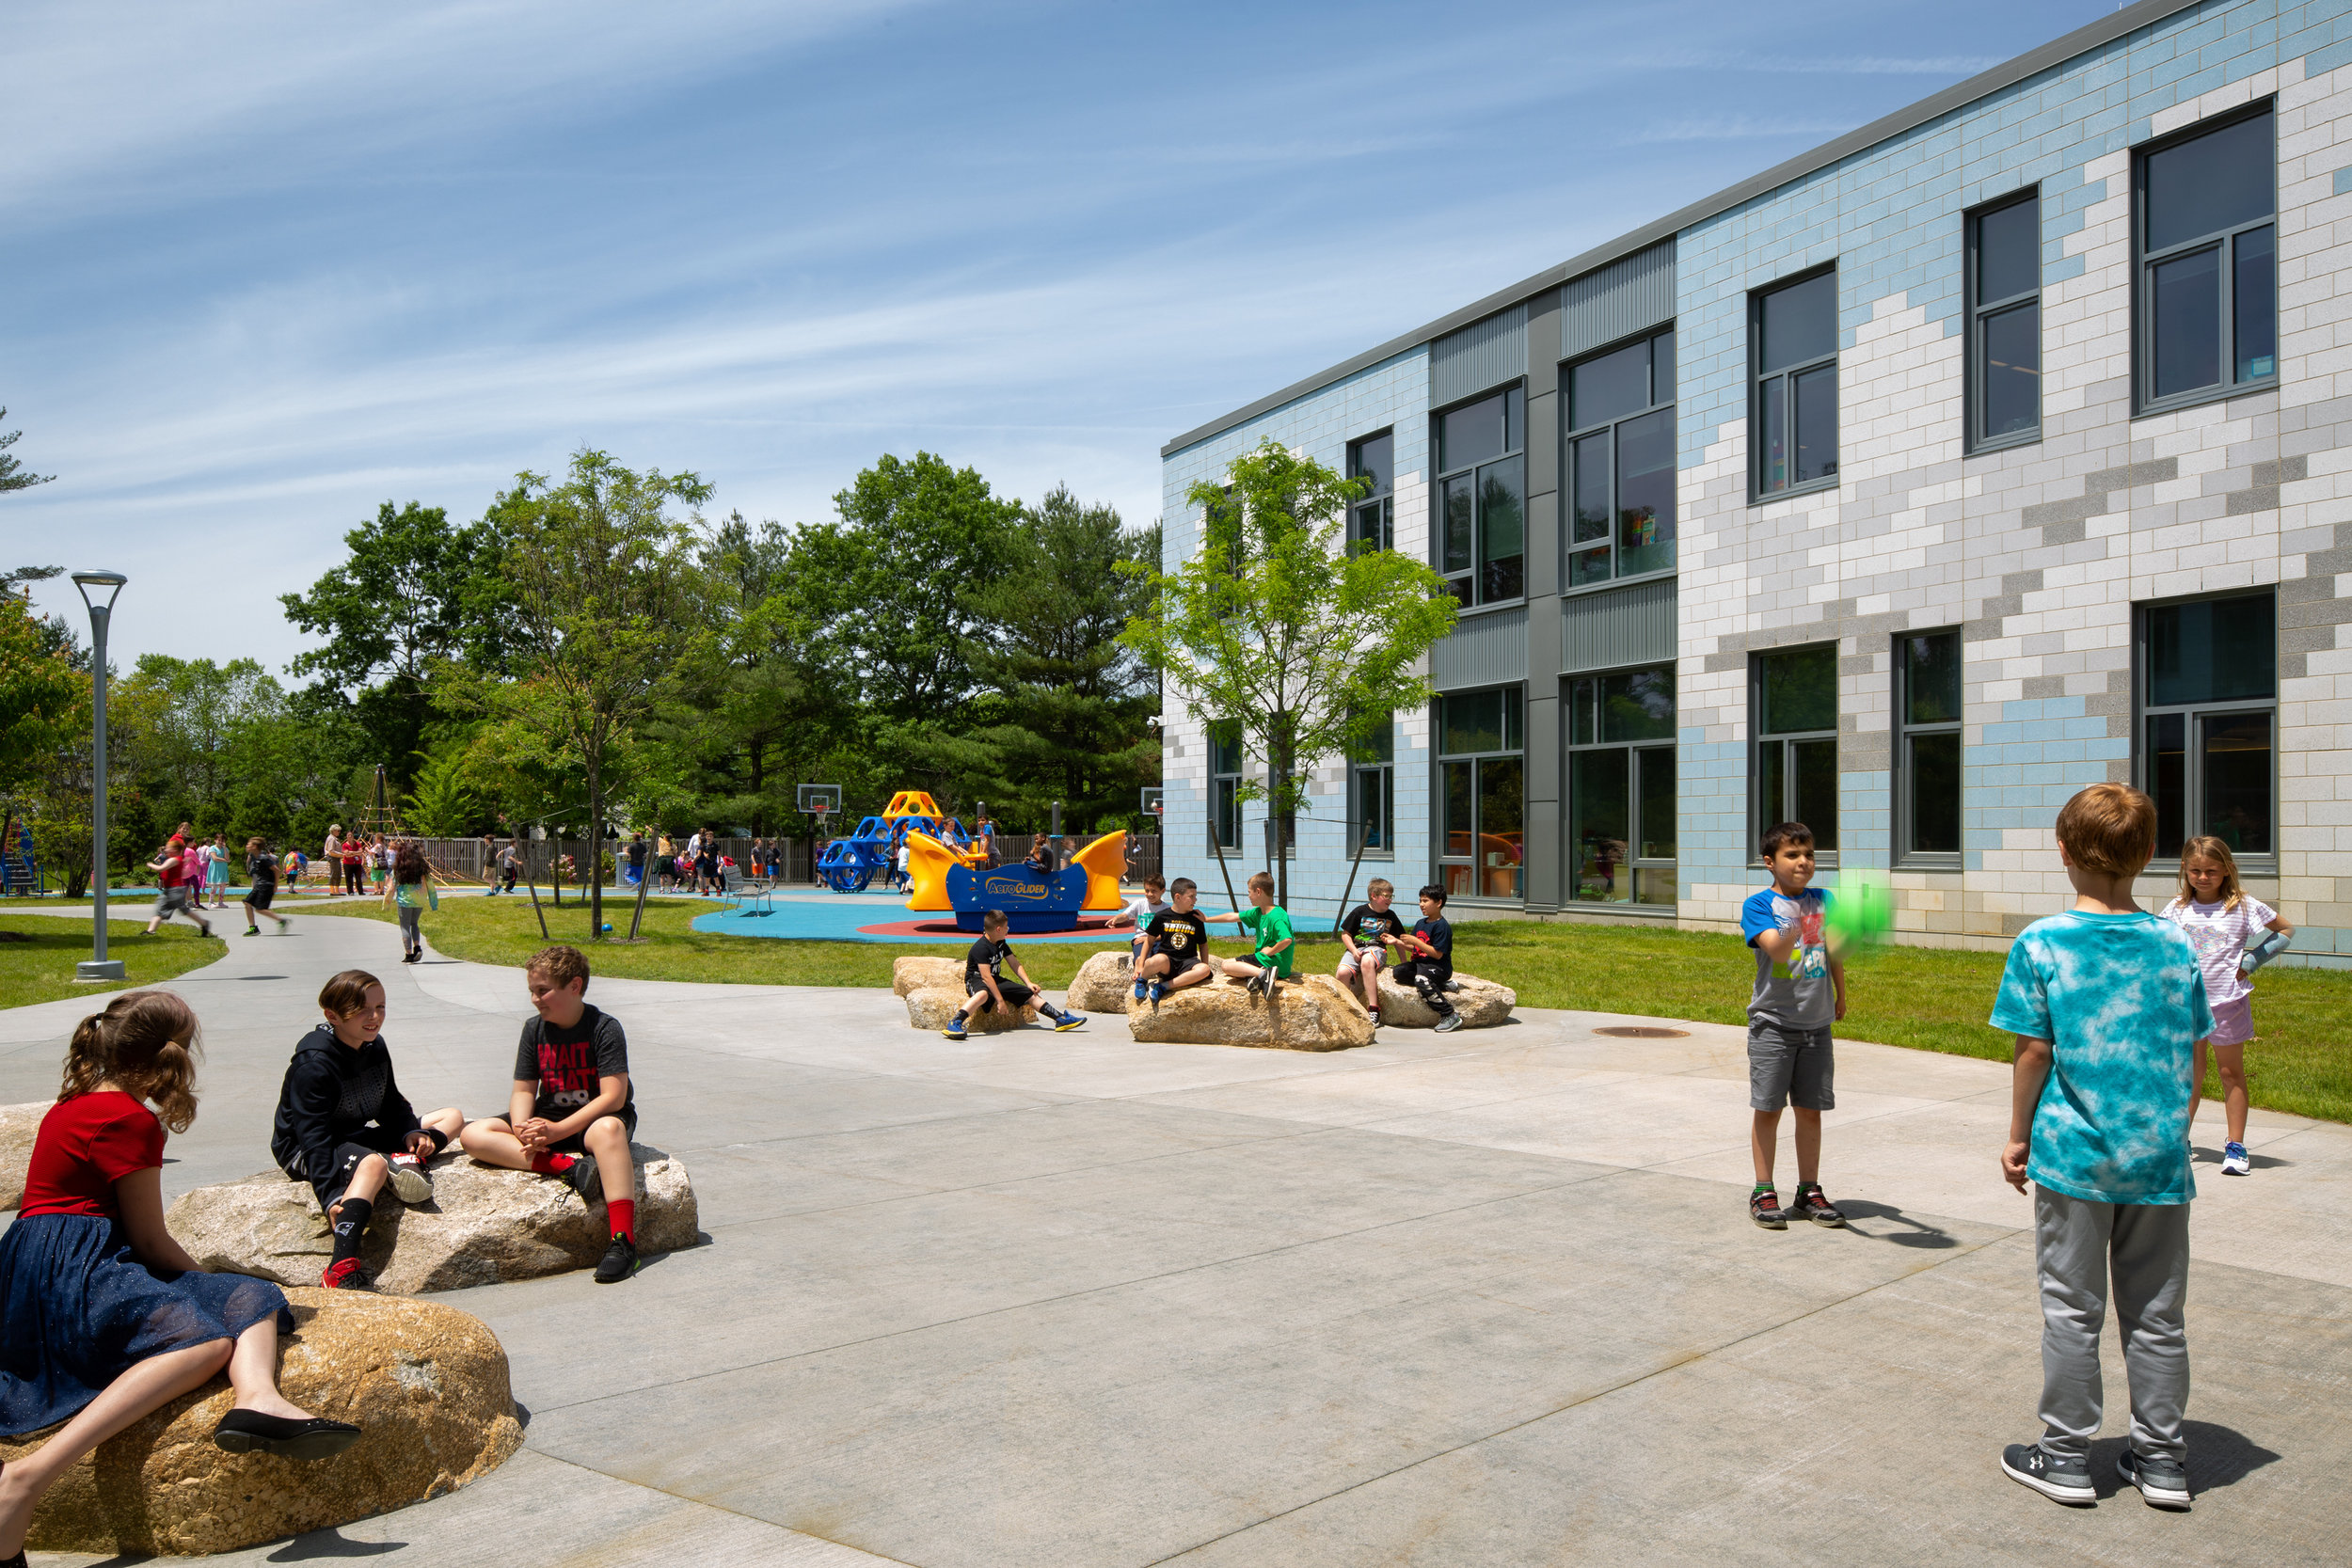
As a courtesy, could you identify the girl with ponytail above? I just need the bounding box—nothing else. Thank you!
[0,991,361,1564]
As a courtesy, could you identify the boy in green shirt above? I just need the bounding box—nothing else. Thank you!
[1216,870,1295,997]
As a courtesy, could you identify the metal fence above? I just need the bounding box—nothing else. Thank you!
[392,833,1160,890]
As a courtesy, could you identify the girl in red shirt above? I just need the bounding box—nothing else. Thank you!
[0,992,359,1563]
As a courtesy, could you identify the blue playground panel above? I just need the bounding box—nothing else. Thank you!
[691,890,1125,945]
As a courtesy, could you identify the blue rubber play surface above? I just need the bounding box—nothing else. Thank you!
[688,890,1132,945]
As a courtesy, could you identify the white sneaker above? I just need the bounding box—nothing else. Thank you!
[386,1152,434,1205]
[2221,1140,2250,1176]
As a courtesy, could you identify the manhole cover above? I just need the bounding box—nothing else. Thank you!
[1593,1025,1690,1038]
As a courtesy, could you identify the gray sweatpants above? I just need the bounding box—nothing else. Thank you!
[2034,1186,2190,1463]
[398,906,422,951]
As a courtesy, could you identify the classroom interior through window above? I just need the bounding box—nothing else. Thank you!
[1437,685,1524,900]
[1437,387,1525,608]
[1566,665,1677,906]
[1565,327,1677,586]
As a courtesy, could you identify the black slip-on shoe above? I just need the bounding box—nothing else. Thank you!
[595,1233,639,1283]
[2002,1442,2094,1506]
[563,1154,605,1206]
[213,1409,363,1460]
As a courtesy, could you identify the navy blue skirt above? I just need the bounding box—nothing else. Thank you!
[0,1212,293,1437]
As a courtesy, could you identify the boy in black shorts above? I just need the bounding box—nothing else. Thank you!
[943,910,1087,1038]
[1134,877,1216,1005]
[1385,885,1462,1033]
[243,836,291,934]
[457,944,644,1283]
[271,968,465,1289]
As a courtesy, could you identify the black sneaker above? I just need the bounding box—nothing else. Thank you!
[594,1233,639,1283]
[1790,1183,1846,1227]
[1749,1188,1787,1230]
[562,1155,604,1206]
[2117,1448,2191,1510]
[2002,1442,2094,1506]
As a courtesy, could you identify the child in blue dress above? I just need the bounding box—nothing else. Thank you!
[0,991,359,1564]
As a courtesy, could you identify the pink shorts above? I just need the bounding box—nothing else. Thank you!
[2207,994,2255,1047]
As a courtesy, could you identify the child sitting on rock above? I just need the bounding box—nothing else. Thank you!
[1133,877,1216,1006]
[943,910,1087,1038]
[1385,884,1462,1033]
[0,991,360,1565]
[457,945,644,1284]
[271,970,466,1291]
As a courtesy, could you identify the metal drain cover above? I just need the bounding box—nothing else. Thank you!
[1592,1025,1690,1038]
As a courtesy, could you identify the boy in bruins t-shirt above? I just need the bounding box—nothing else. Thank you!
[1135,877,1216,1005]
[457,945,644,1284]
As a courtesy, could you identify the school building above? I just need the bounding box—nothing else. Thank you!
[1157,0,2352,967]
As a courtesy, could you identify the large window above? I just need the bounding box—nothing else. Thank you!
[2137,105,2276,410]
[1752,269,1838,499]
[1209,721,1244,851]
[1565,666,1677,907]
[1349,713,1394,856]
[1438,686,1523,899]
[1347,431,1393,553]
[1967,192,2040,451]
[1753,644,1837,854]
[1435,387,1525,608]
[1896,630,1962,864]
[2139,592,2275,861]
[1565,328,1677,587]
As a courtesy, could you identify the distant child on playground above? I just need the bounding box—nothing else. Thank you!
[1337,878,1407,1021]
[942,911,1087,1038]
[1133,877,1215,1005]
[271,970,464,1290]
[383,843,437,964]
[1384,884,1461,1032]
[1992,783,2209,1512]
[0,991,359,1560]
[1111,874,1170,961]
[457,945,645,1284]
[1740,821,1846,1230]
[242,837,289,935]
[2159,835,2293,1179]
[144,832,212,939]
[1215,871,1295,997]
[1025,836,1057,878]
[204,832,232,910]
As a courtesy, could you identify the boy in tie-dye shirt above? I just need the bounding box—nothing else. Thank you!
[1991,784,2212,1513]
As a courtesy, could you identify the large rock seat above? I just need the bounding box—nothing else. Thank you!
[904,986,1037,1032]
[1066,948,1136,1013]
[1376,970,1518,1029]
[167,1146,698,1295]
[1124,974,1373,1052]
[0,1100,43,1211]
[2,1287,522,1556]
[893,955,963,997]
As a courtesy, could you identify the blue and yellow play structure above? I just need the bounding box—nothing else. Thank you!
[815,791,974,893]
[815,790,1125,931]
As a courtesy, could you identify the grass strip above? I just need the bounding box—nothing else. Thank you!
[0,917,227,1012]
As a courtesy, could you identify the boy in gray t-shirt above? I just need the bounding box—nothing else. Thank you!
[1738,821,1848,1231]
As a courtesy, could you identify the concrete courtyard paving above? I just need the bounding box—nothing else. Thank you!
[3,907,2348,1566]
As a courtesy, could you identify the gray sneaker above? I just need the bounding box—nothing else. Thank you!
[1434,1012,1464,1033]
[2117,1448,2191,1510]
[2002,1442,2093,1506]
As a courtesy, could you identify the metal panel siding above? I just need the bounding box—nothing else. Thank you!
[1560,242,1677,359]
[1430,306,1527,407]
[1433,606,1530,690]
[1562,578,1677,673]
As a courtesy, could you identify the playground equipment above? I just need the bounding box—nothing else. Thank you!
[815,791,977,894]
[906,826,1127,933]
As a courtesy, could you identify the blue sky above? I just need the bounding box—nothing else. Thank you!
[5,0,2122,673]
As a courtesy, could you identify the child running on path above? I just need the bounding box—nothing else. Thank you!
[1216,871,1295,996]
[1384,884,1462,1033]
[458,945,644,1283]
[1337,878,1407,1022]
[1993,784,2210,1512]
[143,833,213,939]
[1740,823,1846,1229]
[270,971,464,1290]
[943,911,1088,1038]
[242,837,290,934]
[0,990,358,1563]
[1134,878,1216,1005]
[2160,835,2294,1178]
[383,843,438,964]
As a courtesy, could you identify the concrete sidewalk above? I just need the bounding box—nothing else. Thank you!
[2,912,2346,1566]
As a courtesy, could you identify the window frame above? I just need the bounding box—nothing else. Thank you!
[1749,642,1840,866]
[1563,665,1678,910]
[1431,384,1528,612]
[1346,429,1395,554]
[1561,326,1678,593]
[1964,190,2042,454]
[1347,711,1395,859]
[1893,627,1963,871]
[1749,265,1840,504]
[1208,721,1245,852]
[1434,685,1526,902]
[2133,589,2279,872]
[2133,101,2278,418]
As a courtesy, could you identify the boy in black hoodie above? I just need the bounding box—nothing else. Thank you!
[270,968,465,1289]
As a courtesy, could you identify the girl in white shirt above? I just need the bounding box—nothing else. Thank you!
[2160,835,2295,1176]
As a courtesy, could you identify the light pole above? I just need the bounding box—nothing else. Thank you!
[72,571,127,983]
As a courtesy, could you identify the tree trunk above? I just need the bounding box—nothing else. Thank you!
[587,755,605,941]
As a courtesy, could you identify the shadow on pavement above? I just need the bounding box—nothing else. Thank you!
[266,1526,407,1560]
[2085,1421,2279,1498]
[1836,1198,1962,1248]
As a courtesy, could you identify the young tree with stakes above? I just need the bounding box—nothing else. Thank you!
[1120,440,1457,910]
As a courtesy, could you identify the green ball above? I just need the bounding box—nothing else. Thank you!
[1825,871,1895,947]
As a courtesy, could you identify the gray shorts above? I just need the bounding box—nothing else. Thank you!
[1748,1021,1835,1111]
[153,885,193,917]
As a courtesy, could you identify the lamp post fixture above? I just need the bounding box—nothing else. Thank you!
[72,571,127,983]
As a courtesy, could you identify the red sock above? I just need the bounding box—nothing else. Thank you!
[607,1197,636,1242]
[531,1152,578,1176]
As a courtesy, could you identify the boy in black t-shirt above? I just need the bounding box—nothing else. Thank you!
[1386,884,1462,1033]
[1134,877,1216,1006]
[1337,877,1406,1021]
[243,836,291,934]
[456,944,644,1283]
[943,910,1087,1038]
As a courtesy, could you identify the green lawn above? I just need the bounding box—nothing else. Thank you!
[0,917,227,1011]
[305,895,2352,1124]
